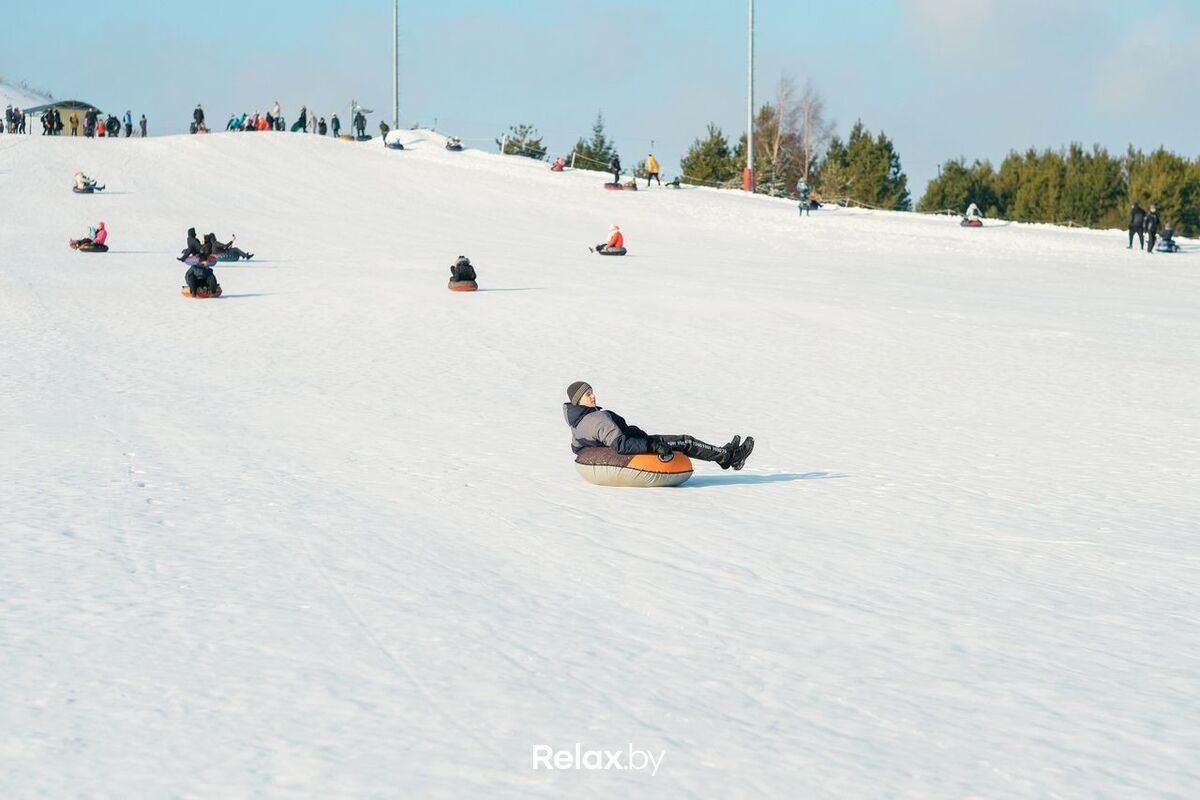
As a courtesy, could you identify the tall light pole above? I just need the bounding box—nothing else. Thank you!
[744,0,755,193]
[392,0,399,128]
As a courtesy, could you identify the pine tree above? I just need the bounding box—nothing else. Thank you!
[571,112,616,173]
[495,124,547,160]
[918,158,998,215]
[680,124,738,187]
[817,122,910,210]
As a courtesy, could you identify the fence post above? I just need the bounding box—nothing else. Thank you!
[570,152,577,169]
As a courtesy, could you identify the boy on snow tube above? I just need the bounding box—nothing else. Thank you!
[563,381,754,486]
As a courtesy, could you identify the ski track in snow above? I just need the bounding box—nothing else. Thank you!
[1,130,1199,799]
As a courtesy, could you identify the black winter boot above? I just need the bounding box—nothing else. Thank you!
[727,436,755,470]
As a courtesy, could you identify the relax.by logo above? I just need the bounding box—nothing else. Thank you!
[532,744,665,777]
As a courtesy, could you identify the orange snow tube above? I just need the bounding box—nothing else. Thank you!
[960,218,983,228]
[574,447,694,487]
[448,280,478,292]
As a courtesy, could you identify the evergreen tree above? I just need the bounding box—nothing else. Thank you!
[817,121,910,209]
[680,123,738,187]
[571,112,616,173]
[918,158,998,215]
[495,124,547,160]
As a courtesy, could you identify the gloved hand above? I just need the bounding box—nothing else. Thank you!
[650,437,673,461]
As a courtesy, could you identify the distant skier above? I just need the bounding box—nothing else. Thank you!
[1144,205,1160,254]
[589,224,624,254]
[610,153,621,184]
[563,381,754,470]
[1128,202,1146,250]
[645,153,661,186]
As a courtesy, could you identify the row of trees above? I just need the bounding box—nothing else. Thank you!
[919,146,1200,235]
[494,77,911,211]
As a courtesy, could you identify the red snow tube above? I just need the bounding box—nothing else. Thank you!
[181,285,222,299]
[960,218,983,227]
[448,280,478,292]
[603,182,623,190]
[574,447,694,487]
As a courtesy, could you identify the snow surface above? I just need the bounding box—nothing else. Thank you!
[0,79,52,112]
[1,130,1198,799]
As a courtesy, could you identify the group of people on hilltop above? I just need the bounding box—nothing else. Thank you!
[3,105,27,133]
[1127,202,1175,253]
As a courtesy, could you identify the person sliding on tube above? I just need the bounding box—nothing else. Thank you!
[74,171,103,191]
[72,221,107,249]
[564,382,754,470]
[178,227,204,262]
[450,255,476,283]
[209,232,253,261]
[590,224,623,253]
[963,202,982,223]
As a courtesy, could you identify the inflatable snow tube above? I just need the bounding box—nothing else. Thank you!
[215,253,242,262]
[596,247,627,256]
[574,447,694,488]
[448,280,478,292]
[1155,239,1179,253]
[960,218,983,228]
[603,182,624,191]
[181,285,222,299]
[445,144,463,152]
[182,255,219,267]
[70,241,108,252]
[72,186,95,194]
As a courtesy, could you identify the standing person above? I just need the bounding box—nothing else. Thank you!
[1144,204,1160,254]
[53,109,63,135]
[354,110,366,138]
[139,114,147,137]
[797,179,812,216]
[610,152,621,184]
[123,110,133,137]
[69,110,79,136]
[17,108,25,134]
[193,103,205,132]
[1128,202,1146,250]
[330,113,341,137]
[271,100,281,123]
[318,117,327,135]
[307,107,316,134]
[379,120,390,145]
[645,153,661,186]
[562,382,755,470]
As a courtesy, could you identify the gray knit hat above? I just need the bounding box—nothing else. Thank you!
[567,381,592,404]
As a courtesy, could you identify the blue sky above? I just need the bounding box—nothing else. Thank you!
[3,0,1197,197]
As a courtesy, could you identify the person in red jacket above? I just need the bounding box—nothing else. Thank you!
[71,221,107,250]
[590,224,624,253]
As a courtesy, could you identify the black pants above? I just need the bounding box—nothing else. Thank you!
[653,434,728,464]
[1146,232,1157,253]
[647,172,660,186]
[612,171,620,184]
[1129,228,1144,249]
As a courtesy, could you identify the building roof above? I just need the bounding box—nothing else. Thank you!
[21,100,100,114]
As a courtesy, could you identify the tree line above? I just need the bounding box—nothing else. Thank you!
[920,145,1200,236]
[496,75,1195,234]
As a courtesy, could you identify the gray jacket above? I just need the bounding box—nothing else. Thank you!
[563,403,653,455]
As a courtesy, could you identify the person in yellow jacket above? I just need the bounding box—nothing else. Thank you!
[645,153,661,187]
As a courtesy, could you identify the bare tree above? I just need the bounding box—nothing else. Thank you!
[797,79,834,182]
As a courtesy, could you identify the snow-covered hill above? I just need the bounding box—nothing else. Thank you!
[1,130,1197,798]
[0,77,51,112]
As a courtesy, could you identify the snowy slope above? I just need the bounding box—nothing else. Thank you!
[1,130,1198,799]
[0,78,51,112]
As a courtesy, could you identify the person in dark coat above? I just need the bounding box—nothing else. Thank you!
[139,114,147,137]
[184,262,220,296]
[562,381,755,470]
[179,227,203,261]
[609,153,621,184]
[450,256,476,283]
[1144,205,1160,254]
[208,232,253,260]
[331,114,341,137]
[1128,202,1146,249]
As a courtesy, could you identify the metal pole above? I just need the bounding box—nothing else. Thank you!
[392,0,399,128]
[745,0,755,192]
